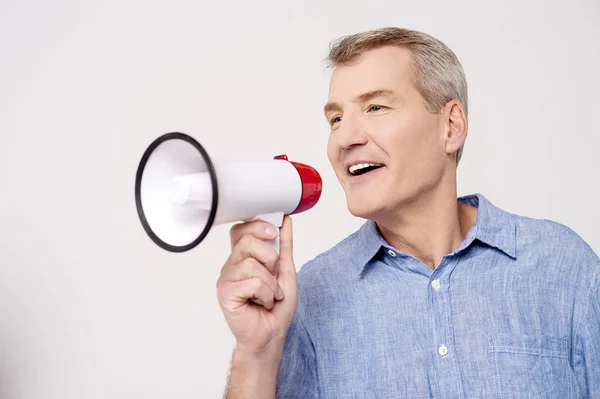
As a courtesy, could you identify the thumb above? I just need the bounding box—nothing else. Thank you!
[278,215,294,263]
[277,215,296,287]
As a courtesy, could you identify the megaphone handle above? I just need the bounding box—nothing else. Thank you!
[249,212,284,307]
[254,211,284,254]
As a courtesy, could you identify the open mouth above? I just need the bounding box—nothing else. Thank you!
[348,163,384,176]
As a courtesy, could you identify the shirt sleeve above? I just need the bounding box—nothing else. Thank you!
[575,276,600,397]
[276,284,318,398]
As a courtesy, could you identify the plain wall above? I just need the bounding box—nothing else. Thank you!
[1,0,599,397]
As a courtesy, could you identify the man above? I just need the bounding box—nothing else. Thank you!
[217,27,600,398]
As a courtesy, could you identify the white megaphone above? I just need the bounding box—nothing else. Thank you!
[134,132,322,253]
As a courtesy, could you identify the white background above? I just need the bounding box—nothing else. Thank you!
[1,0,599,397]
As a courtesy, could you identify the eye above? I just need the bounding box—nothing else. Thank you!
[368,105,384,112]
[330,115,342,126]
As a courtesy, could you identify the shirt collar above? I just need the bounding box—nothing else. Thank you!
[352,193,517,278]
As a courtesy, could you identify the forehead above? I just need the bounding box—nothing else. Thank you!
[327,46,415,101]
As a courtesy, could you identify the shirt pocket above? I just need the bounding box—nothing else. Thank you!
[488,333,572,399]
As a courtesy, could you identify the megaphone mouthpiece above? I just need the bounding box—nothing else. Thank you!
[167,173,213,209]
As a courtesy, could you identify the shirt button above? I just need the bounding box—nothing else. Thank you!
[388,249,396,257]
[431,279,441,290]
[438,345,448,356]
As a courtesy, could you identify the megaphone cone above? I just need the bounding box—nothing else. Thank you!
[135,132,322,253]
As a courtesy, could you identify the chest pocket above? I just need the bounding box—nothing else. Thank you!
[488,333,572,399]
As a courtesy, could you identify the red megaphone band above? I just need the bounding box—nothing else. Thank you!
[274,154,323,214]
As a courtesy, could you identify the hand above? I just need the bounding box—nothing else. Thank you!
[217,216,298,355]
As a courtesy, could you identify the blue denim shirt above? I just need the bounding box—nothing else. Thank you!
[276,193,600,398]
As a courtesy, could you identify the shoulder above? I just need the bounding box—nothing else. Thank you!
[514,214,598,261]
[294,226,364,301]
[512,213,600,280]
[297,226,361,279]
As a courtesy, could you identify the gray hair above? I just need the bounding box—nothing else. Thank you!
[326,27,468,165]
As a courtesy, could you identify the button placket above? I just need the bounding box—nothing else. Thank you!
[429,258,464,397]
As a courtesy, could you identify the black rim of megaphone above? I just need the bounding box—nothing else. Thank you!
[135,132,219,253]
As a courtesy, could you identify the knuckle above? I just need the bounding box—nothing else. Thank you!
[238,234,254,248]
[239,257,258,272]
[216,281,228,299]
[253,276,266,289]
[229,224,242,241]
[220,260,232,275]
[244,258,259,273]
[216,277,230,292]
[219,260,235,278]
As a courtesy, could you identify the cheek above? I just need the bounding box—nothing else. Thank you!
[371,116,415,156]
[326,136,338,165]
[387,114,438,152]
[372,115,441,177]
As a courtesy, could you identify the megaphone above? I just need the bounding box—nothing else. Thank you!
[134,132,322,253]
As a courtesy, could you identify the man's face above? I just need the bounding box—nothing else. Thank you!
[325,46,450,219]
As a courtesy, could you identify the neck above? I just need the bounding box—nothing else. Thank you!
[375,177,477,270]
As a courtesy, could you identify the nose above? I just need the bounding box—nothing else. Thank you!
[336,114,368,150]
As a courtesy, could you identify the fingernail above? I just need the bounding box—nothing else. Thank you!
[265,225,277,238]
[276,286,284,300]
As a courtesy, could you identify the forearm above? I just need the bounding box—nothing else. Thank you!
[225,345,284,399]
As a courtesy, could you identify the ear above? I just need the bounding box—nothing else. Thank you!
[443,100,468,159]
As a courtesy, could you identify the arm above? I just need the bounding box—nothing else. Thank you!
[224,344,284,399]
[217,217,298,399]
[223,285,319,399]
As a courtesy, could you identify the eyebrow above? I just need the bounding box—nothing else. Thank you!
[323,89,396,115]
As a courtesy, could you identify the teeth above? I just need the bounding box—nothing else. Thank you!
[348,163,383,174]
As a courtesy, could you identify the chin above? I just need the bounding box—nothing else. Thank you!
[346,197,381,220]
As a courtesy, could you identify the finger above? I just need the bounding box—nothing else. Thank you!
[278,215,293,264]
[276,215,296,290]
[233,278,277,310]
[229,234,280,274]
[230,220,278,248]
[221,258,283,299]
